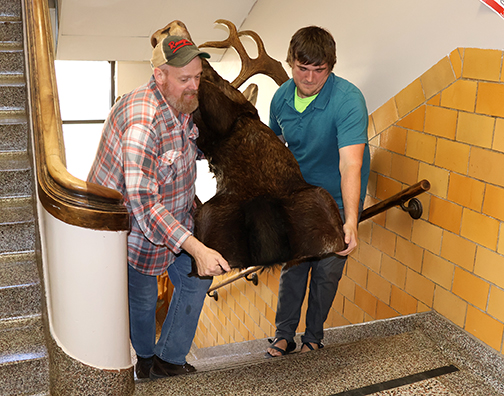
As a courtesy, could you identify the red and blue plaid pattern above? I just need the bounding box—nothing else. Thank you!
[88,76,199,276]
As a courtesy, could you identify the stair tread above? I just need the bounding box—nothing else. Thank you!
[0,252,39,289]
[0,150,30,170]
[0,42,22,51]
[0,316,46,365]
[136,323,504,396]
[0,197,33,223]
[0,222,36,255]
[0,73,24,85]
[0,109,26,124]
[0,4,21,21]
[0,18,21,24]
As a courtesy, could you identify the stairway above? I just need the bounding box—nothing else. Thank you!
[0,0,49,394]
[2,0,504,394]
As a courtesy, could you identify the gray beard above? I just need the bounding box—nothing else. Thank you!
[167,90,199,115]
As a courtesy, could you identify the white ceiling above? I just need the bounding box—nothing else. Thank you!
[54,0,258,61]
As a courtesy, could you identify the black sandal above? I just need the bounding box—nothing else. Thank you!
[301,341,324,351]
[265,337,296,358]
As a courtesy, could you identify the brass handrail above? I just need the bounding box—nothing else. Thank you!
[206,179,431,300]
[24,0,128,230]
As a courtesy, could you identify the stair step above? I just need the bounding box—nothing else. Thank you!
[0,150,29,169]
[0,315,46,363]
[0,316,49,395]
[0,253,40,319]
[0,251,39,289]
[0,118,27,152]
[0,151,32,198]
[0,20,22,43]
[0,221,35,256]
[0,75,25,109]
[0,0,21,21]
[0,196,34,223]
[0,108,26,123]
[0,43,23,74]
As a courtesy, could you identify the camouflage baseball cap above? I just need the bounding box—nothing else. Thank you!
[151,35,210,68]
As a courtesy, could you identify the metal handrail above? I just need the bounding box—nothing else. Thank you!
[206,179,431,300]
[360,179,431,222]
[207,266,260,300]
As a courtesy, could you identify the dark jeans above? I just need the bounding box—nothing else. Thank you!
[274,253,346,344]
[274,207,353,344]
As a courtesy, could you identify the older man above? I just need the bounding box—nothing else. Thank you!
[88,35,230,380]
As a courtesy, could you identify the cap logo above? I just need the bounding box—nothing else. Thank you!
[168,39,193,53]
[151,34,210,69]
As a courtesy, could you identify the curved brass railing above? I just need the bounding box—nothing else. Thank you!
[24,0,129,231]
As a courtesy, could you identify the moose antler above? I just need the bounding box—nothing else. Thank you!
[199,19,289,89]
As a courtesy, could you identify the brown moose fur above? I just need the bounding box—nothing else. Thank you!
[152,21,346,270]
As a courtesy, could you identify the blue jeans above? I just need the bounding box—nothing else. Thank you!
[128,253,212,365]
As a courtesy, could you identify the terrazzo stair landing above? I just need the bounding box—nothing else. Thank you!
[135,312,504,396]
[0,0,49,394]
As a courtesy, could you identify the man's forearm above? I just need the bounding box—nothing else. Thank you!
[340,165,361,226]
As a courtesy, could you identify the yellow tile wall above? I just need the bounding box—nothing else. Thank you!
[440,80,477,112]
[194,47,504,358]
[344,46,504,355]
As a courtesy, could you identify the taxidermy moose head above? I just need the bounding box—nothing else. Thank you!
[151,20,346,271]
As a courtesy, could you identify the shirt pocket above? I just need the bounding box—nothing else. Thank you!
[157,150,182,185]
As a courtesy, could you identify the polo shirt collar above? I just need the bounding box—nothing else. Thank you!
[283,73,335,111]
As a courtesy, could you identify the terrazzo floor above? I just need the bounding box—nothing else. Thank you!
[133,312,504,396]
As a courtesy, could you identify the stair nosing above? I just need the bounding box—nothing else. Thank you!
[0,75,25,86]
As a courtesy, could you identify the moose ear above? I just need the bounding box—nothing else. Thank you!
[150,20,193,48]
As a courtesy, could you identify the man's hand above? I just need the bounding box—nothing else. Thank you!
[336,222,358,256]
[182,235,231,277]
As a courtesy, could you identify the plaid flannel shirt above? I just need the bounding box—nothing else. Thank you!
[88,76,199,276]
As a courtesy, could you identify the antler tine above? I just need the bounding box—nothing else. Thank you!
[238,30,266,56]
[198,19,249,59]
[233,30,289,88]
[199,19,289,89]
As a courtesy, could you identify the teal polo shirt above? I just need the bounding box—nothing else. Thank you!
[269,73,370,209]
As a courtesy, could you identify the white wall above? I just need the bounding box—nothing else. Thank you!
[214,0,504,115]
[112,1,504,199]
[61,0,504,119]
[116,61,153,99]
[41,209,131,369]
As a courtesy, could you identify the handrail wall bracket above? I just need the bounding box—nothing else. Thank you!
[400,198,423,219]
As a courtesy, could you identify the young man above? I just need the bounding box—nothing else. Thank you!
[88,35,230,379]
[266,26,370,357]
